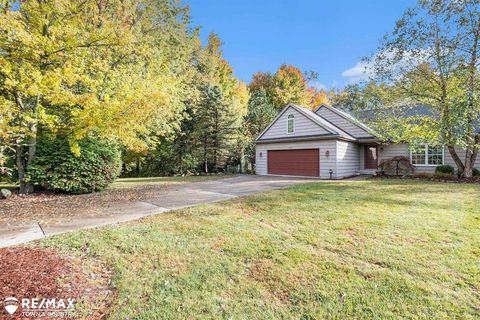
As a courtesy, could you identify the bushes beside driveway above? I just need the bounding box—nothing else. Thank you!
[27,138,121,194]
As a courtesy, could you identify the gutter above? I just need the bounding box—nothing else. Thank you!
[255,134,343,144]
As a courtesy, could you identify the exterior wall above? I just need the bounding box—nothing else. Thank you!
[260,106,330,140]
[379,144,478,173]
[316,107,373,138]
[255,140,337,179]
[336,140,360,177]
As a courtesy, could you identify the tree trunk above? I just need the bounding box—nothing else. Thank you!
[464,134,479,178]
[14,93,37,194]
[464,163,473,178]
[203,133,208,173]
[447,146,464,176]
[16,145,33,194]
[464,146,474,178]
[26,119,37,193]
[239,144,245,174]
[213,107,219,171]
[463,18,480,178]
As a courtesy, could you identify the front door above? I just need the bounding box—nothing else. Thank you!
[364,145,378,169]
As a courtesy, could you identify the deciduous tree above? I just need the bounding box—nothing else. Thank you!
[371,0,480,177]
[0,0,198,192]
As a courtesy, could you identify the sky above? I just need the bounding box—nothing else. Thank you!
[185,0,417,89]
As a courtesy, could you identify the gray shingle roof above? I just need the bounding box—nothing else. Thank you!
[351,105,479,133]
[352,105,436,121]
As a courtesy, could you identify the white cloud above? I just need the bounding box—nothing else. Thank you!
[342,48,432,84]
[341,62,372,84]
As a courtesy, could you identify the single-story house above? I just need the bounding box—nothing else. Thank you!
[255,103,479,179]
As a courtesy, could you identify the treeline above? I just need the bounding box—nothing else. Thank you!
[0,0,333,193]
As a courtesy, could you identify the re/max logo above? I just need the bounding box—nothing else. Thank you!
[21,298,75,310]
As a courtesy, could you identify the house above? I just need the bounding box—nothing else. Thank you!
[255,103,479,178]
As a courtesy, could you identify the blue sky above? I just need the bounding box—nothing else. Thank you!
[185,0,417,89]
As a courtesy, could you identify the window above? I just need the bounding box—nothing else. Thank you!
[427,145,444,165]
[410,144,444,165]
[287,114,295,133]
[411,145,426,165]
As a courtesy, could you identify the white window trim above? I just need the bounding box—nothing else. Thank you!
[409,144,445,166]
[286,114,295,134]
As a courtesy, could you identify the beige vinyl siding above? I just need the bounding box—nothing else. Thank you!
[260,106,330,140]
[379,144,478,173]
[316,107,373,138]
[255,140,337,179]
[336,141,360,177]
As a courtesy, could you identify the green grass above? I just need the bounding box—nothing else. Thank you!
[42,180,480,319]
[109,175,232,189]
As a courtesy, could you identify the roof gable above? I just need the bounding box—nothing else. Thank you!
[256,104,338,141]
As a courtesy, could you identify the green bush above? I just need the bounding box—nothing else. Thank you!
[473,168,480,177]
[27,138,122,194]
[435,165,455,175]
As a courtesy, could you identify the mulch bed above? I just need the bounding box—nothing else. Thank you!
[0,183,178,226]
[371,175,480,184]
[0,247,113,320]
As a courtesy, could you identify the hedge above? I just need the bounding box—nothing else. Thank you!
[27,138,122,194]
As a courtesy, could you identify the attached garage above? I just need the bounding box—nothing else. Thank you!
[267,149,319,177]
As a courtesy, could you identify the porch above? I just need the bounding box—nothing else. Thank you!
[357,143,380,175]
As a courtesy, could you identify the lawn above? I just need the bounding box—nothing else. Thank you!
[41,179,480,319]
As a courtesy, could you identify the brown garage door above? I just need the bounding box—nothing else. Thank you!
[268,149,319,177]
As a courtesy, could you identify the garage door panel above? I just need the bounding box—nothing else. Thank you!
[267,149,319,177]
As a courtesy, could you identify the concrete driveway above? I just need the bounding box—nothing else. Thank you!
[0,175,314,248]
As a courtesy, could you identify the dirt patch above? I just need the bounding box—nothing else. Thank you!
[0,183,180,226]
[248,258,291,304]
[0,246,113,319]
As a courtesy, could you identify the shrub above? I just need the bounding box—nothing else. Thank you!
[473,168,480,177]
[435,165,454,175]
[27,138,122,194]
[378,156,414,176]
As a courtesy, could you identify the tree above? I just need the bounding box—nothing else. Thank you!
[243,89,277,163]
[192,34,248,173]
[249,64,331,110]
[249,72,275,95]
[271,64,310,108]
[371,0,480,177]
[308,87,333,108]
[0,0,198,192]
[331,82,400,113]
